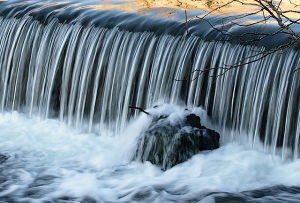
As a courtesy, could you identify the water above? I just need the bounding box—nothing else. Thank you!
[0,12,299,157]
[1,111,300,202]
[0,0,300,202]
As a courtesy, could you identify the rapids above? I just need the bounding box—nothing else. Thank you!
[0,0,300,202]
[1,110,300,202]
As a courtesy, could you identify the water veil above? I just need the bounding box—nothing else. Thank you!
[0,0,300,202]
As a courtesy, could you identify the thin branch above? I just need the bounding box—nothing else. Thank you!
[175,0,300,81]
[129,106,151,116]
[289,0,300,8]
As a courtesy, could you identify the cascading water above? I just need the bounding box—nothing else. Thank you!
[1,0,300,202]
[0,4,299,156]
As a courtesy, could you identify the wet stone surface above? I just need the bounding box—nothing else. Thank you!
[134,112,220,170]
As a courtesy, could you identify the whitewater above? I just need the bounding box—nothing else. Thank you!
[0,0,300,202]
[1,109,300,202]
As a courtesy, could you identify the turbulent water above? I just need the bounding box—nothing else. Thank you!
[1,110,300,202]
[0,0,300,202]
[0,13,299,157]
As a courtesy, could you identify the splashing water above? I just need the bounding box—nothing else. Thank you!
[0,1,300,202]
[1,110,300,202]
[0,12,299,158]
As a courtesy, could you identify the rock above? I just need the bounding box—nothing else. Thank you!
[186,113,203,129]
[134,111,220,170]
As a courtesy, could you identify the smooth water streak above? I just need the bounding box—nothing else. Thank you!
[0,3,299,158]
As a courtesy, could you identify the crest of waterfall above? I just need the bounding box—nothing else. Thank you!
[0,6,299,159]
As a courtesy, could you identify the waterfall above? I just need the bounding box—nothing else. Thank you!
[0,2,299,159]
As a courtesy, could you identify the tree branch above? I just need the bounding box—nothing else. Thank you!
[129,106,151,116]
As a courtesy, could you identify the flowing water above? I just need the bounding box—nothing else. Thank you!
[0,0,300,202]
[1,110,300,202]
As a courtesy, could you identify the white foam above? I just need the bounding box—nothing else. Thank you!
[0,110,299,201]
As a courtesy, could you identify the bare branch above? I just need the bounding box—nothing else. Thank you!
[176,0,300,80]
[289,0,300,8]
[129,106,151,116]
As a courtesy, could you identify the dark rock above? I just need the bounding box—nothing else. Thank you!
[134,112,220,170]
[186,113,203,129]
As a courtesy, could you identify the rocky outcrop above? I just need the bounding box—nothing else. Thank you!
[134,111,220,170]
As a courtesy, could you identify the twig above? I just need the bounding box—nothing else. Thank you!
[129,106,151,116]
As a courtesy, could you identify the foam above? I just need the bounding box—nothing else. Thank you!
[0,109,299,202]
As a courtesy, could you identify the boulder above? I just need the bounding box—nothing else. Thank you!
[134,112,220,170]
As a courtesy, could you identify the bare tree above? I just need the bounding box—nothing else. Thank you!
[182,0,300,78]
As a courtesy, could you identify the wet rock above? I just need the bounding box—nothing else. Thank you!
[134,112,220,170]
[186,113,203,129]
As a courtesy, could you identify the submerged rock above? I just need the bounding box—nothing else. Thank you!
[134,111,220,170]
